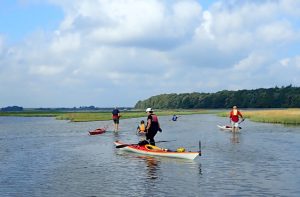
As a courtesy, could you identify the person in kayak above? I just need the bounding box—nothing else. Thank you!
[172,114,178,121]
[137,120,146,135]
[112,107,121,132]
[229,106,244,132]
[145,108,162,146]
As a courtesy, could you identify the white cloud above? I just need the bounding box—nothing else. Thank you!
[0,36,4,54]
[1,0,300,107]
[256,21,296,43]
[50,33,80,53]
[29,64,64,76]
[233,53,268,72]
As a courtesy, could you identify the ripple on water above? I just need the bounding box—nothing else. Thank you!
[1,115,300,196]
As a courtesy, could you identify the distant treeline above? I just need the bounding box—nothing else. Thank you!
[1,106,132,112]
[34,106,132,112]
[134,85,300,109]
[1,106,24,112]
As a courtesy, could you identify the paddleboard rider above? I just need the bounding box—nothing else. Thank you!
[145,108,162,146]
[229,106,244,132]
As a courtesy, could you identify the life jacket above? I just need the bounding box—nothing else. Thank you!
[151,114,158,122]
[139,124,145,132]
[147,114,159,133]
[230,110,242,122]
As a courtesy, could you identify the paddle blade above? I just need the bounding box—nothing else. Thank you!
[198,141,202,156]
[156,140,176,143]
[116,144,129,148]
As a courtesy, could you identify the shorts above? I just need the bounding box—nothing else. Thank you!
[231,122,239,128]
[113,118,119,124]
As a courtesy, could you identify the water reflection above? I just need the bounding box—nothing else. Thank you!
[198,163,202,175]
[230,132,240,144]
[138,156,160,180]
[2,115,300,196]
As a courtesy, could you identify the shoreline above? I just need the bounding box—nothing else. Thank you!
[217,108,300,125]
[2,108,300,125]
[0,109,213,122]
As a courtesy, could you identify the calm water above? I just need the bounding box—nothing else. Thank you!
[1,114,300,197]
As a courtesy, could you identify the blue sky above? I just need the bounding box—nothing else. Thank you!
[0,1,63,43]
[1,0,300,108]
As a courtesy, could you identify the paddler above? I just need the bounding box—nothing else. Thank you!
[172,114,178,121]
[229,106,244,132]
[145,108,162,146]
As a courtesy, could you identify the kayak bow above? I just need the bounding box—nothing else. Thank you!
[89,128,106,135]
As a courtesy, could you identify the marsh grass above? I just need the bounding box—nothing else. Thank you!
[0,111,63,117]
[1,109,211,122]
[218,108,300,125]
[56,110,211,122]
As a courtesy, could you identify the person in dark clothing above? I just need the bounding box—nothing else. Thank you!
[145,108,162,146]
[112,107,120,132]
[172,114,178,121]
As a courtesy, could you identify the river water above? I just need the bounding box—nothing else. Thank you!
[0,114,300,197]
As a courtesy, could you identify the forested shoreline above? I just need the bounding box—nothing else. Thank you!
[134,85,300,109]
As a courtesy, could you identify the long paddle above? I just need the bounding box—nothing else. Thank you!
[237,118,245,129]
[239,118,245,124]
[116,140,176,149]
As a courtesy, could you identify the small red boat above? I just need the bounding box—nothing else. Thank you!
[89,128,106,135]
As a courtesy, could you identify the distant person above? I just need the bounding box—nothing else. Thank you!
[145,108,162,146]
[229,106,244,132]
[137,120,146,135]
[112,107,120,132]
[172,114,178,121]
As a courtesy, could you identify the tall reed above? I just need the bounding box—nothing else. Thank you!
[218,109,300,125]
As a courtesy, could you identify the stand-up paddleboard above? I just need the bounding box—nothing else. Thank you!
[217,125,242,131]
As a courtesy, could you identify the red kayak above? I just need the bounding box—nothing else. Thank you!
[89,128,106,135]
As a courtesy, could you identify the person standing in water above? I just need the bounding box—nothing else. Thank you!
[112,107,120,132]
[229,106,244,132]
[145,108,162,146]
[137,120,146,135]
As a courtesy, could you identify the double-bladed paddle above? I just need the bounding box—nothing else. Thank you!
[116,140,175,149]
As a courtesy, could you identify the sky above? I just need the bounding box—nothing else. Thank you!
[1,0,300,108]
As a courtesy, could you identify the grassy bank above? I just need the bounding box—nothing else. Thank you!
[0,111,64,117]
[5,109,299,124]
[56,110,212,122]
[1,109,212,122]
[218,108,300,125]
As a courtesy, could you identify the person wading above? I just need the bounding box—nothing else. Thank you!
[145,108,162,146]
[229,106,244,132]
[112,107,120,132]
